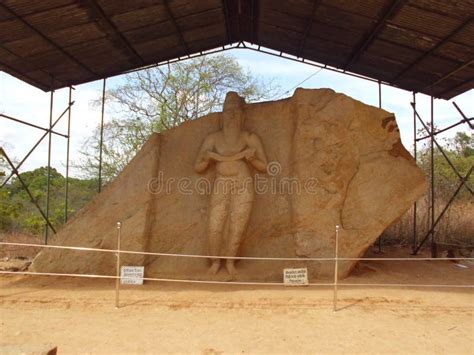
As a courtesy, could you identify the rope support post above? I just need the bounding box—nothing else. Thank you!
[333,225,339,312]
[115,221,121,309]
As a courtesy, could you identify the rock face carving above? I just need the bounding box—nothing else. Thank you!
[194,92,268,276]
[31,88,427,281]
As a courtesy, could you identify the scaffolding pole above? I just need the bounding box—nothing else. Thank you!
[377,80,383,253]
[98,78,106,192]
[412,92,417,253]
[430,96,437,257]
[65,86,73,222]
[45,85,54,244]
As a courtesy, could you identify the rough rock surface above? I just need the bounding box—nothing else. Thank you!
[31,89,427,280]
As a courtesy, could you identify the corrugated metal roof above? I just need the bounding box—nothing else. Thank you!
[0,0,472,99]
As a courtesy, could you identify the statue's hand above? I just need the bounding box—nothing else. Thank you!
[208,151,233,162]
[200,151,209,162]
[243,148,256,161]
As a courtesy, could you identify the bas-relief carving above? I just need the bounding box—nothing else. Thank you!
[30,88,428,281]
[194,92,268,275]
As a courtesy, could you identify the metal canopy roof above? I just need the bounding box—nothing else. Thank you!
[0,0,473,99]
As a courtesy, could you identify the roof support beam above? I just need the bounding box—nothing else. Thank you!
[438,76,474,98]
[222,0,233,43]
[0,2,96,77]
[163,0,190,56]
[80,0,145,66]
[250,0,259,44]
[393,17,473,82]
[297,0,321,58]
[343,0,407,70]
[423,58,474,91]
[0,59,47,90]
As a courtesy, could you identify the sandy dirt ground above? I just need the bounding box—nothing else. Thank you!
[0,246,473,354]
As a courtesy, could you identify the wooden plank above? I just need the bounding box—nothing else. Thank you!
[260,0,316,19]
[187,34,227,53]
[320,0,388,18]
[123,20,176,44]
[111,4,169,32]
[176,7,223,32]
[0,18,33,43]
[309,22,365,46]
[168,0,221,18]
[435,41,474,63]
[47,22,106,47]
[3,35,55,57]
[366,38,422,64]
[406,0,474,21]
[438,77,474,99]
[183,22,223,43]
[391,4,462,38]
[80,0,144,65]
[450,21,474,47]
[344,0,408,69]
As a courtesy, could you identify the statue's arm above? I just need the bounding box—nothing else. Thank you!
[194,135,214,173]
[246,133,268,172]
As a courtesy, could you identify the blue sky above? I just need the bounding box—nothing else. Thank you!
[1,47,472,178]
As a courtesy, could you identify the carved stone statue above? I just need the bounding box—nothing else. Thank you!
[194,92,268,275]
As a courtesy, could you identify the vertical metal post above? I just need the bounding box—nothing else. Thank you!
[333,225,339,312]
[45,85,54,244]
[64,86,72,223]
[412,92,417,252]
[378,80,382,108]
[377,80,382,253]
[98,78,106,193]
[115,221,122,309]
[430,96,437,257]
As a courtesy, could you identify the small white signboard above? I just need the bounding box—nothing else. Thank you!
[283,268,308,286]
[120,266,144,285]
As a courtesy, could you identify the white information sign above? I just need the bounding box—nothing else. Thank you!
[283,268,308,286]
[120,266,144,285]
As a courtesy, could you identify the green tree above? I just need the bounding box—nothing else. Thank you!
[417,131,473,200]
[451,131,473,158]
[78,54,280,181]
[0,167,97,235]
[1,152,8,184]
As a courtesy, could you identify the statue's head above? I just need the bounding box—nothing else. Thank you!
[222,91,245,131]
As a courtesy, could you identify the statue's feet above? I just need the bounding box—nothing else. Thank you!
[225,260,238,277]
[208,261,221,275]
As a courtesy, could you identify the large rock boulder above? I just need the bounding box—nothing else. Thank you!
[31,89,427,280]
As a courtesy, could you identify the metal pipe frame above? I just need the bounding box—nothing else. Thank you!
[412,92,417,253]
[65,86,73,222]
[377,80,383,253]
[416,116,474,141]
[0,87,75,242]
[410,101,474,255]
[413,167,473,255]
[1,100,75,188]
[45,86,54,244]
[98,78,106,192]
[0,113,67,138]
[430,96,436,257]
[411,103,474,195]
[0,148,56,234]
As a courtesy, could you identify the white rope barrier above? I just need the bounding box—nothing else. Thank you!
[0,270,472,289]
[0,241,472,262]
[1,223,473,312]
